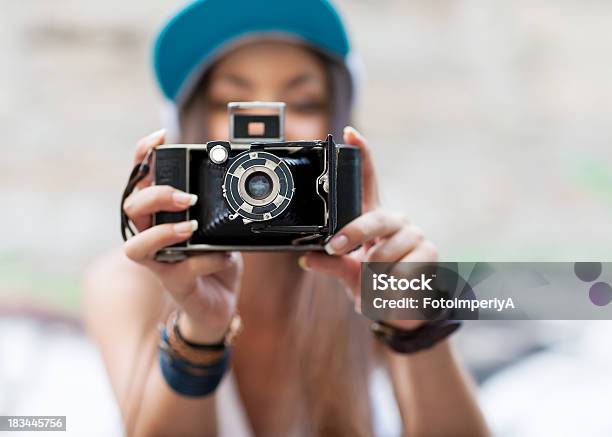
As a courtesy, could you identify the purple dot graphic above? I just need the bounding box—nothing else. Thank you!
[589,282,612,306]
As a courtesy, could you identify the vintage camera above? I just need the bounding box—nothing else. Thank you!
[151,102,361,262]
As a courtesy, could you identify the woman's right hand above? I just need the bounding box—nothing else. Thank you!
[122,129,243,343]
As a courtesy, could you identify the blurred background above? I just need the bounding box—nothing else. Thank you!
[1,0,612,435]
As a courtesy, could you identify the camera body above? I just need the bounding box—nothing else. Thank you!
[153,102,361,262]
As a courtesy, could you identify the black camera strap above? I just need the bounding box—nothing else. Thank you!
[120,148,154,242]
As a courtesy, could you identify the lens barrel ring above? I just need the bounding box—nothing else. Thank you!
[223,151,294,222]
[238,166,280,206]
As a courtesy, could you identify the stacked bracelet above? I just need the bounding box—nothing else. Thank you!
[370,320,462,354]
[158,311,242,397]
[159,328,230,397]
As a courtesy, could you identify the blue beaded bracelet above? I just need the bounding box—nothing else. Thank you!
[159,327,230,397]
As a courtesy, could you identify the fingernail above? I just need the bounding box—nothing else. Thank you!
[354,297,362,314]
[343,126,359,137]
[150,128,166,140]
[174,220,198,235]
[298,256,310,271]
[143,129,166,146]
[173,191,198,207]
[324,235,348,255]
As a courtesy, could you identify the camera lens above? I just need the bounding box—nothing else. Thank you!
[224,151,294,221]
[245,172,273,200]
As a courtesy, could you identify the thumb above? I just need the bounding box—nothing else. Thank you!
[300,253,361,295]
[212,251,243,291]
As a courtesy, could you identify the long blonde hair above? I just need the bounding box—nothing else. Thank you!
[180,61,376,436]
[290,273,375,436]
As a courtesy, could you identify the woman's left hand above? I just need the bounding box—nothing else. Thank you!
[299,126,437,330]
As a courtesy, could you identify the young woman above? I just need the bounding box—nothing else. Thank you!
[83,1,489,436]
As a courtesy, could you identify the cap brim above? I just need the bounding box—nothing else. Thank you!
[154,0,351,104]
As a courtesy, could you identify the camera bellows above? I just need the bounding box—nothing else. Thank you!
[199,211,233,236]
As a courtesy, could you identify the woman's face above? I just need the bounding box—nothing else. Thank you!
[203,40,330,141]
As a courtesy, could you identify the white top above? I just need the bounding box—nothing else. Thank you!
[217,367,402,436]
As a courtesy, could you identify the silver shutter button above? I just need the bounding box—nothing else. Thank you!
[209,145,229,164]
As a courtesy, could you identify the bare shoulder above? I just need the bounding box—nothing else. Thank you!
[82,248,175,415]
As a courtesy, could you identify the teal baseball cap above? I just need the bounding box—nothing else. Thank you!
[153,0,355,108]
